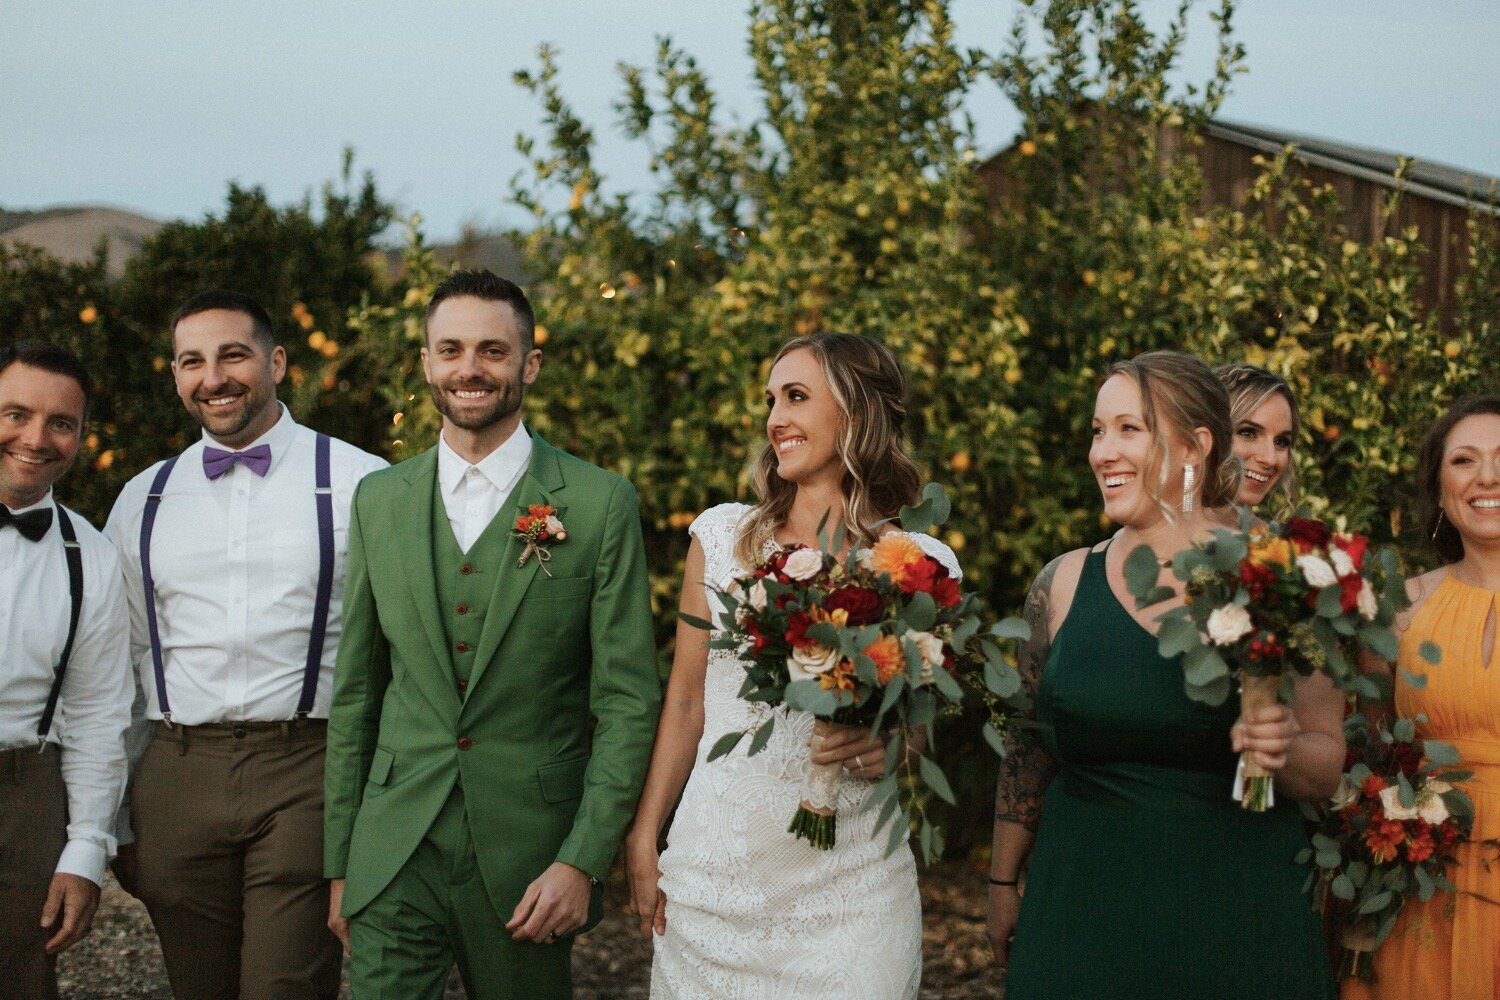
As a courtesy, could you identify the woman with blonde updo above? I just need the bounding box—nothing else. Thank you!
[987,350,1341,999]
[626,332,959,998]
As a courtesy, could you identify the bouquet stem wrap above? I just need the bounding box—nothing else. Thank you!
[1337,925,1379,983]
[1238,673,1280,811]
[789,719,841,849]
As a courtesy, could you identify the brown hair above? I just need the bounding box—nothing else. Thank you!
[1416,394,1500,563]
[735,332,922,566]
[1214,362,1301,510]
[1106,350,1240,520]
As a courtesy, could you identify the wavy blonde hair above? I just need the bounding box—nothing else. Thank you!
[1214,362,1301,511]
[735,332,922,566]
[1106,350,1241,522]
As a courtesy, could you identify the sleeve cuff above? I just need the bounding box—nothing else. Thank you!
[55,840,107,887]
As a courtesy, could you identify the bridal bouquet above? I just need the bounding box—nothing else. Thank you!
[692,485,1023,861]
[1125,512,1411,810]
[1300,711,1475,981]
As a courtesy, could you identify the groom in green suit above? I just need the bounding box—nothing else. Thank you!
[324,270,661,998]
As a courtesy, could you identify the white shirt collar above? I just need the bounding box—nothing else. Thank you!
[437,422,533,496]
[199,402,299,476]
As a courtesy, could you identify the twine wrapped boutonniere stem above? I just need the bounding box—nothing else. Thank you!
[513,504,567,577]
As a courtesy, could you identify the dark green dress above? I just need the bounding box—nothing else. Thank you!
[1007,547,1334,1000]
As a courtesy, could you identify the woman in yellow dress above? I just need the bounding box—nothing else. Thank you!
[1347,394,1500,1000]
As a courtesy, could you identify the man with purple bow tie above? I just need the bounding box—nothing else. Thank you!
[104,290,386,1000]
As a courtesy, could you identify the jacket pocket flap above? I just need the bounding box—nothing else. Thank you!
[537,755,588,803]
[368,747,394,786]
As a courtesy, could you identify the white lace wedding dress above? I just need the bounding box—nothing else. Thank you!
[650,503,960,999]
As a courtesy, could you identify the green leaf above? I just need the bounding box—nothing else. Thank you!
[1396,773,1416,808]
[677,611,717,631]
[1398,669,1429,690]
[1331,873,1356,901]
[1209,529,1247,572]
[982,721,1007,757]
[784,679,837,716]
[991,616,1030,641]
[747,717,775,756]
[1158,615,1202,658]
[1414,864,1437,902]
[984,660,1022,698]
[901,591,937,632]
[884,803,910,857]
[1358,890,1394,915]
[899,483,950,534]
[1124,544,1163,605]
[1182,645,1230,699]
[1422,739,1460,768]
[1358,625,1399,662]
[706,731,744,761]
[1316,585,1346,618]
[918,755,957,805]
[807,622,841,648]
[1393,717,1416,743]
[1419,641,1442,665]
[931,666,964,703]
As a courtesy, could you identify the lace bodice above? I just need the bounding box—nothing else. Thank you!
[649,502,956,999]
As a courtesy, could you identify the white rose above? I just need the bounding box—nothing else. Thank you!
[1330,547,1356,578]
[747,580,768,613]
[1297,554,1339,589]
[1378,784,1421,822]
[787,643,840,683]
[1418,781,1453,825]
[910,630,946,686]
[1205,604,1254,646]
[856,548,876,573]
[783,548,825,582]
[544,514,567,539]
[1329,776,1360,812]
[1356,580,1378,621]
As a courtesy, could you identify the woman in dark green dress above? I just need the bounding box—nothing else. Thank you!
[986,351,1344,999]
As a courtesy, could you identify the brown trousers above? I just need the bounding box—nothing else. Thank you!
[0,743,67,1000]
[132,722,341,1000]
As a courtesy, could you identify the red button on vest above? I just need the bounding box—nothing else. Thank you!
[456,604,469,615]
[457,736,473,751]
[457,679,468,692]
[455,642,470,653]
[459,564,473,575]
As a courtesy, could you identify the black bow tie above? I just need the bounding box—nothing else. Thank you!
[0,503,54,542]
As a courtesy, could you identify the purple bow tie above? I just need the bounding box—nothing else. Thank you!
[202,444,272,480]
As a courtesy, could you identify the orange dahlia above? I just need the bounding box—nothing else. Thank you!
[868,535,925,586]
[864,634,906,686]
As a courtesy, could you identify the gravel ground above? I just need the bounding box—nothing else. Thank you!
[57,858,1000,998]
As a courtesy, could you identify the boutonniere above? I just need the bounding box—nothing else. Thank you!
[513,504,567,576]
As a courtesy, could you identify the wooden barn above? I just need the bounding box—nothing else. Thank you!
[979,118,1500,327]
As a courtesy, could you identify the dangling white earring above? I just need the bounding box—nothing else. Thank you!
[1182,463,1196,515]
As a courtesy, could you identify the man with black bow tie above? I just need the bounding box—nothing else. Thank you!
[105,291,385,999]
[0,341,132,997]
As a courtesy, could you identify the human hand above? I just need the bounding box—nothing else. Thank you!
[327,878,350,955]
[986,881,1020,968]
[110,842,139,898]
[1231,703,1302,773]
[42,873,99,955]
[506,861,592,944]
[810,723,886,780]
[624,833,667,938]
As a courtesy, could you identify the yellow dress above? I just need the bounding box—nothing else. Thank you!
[1345,573,1500,1000]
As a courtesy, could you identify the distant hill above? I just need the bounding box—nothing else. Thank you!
[0,205,163,279]
[380,226,529,284]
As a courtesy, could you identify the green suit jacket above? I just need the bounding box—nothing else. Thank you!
[324,433,661,920]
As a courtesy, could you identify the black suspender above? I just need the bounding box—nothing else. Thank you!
[36,505,83,740]
[139,435,334,725]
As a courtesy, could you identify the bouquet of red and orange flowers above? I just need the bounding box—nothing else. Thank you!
[691,485,1024,860]
[1126,512,1408,810]
[1301,710,1475,981]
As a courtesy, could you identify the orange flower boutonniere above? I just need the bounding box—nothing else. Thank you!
[512,504,567,576]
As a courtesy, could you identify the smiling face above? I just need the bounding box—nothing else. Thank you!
[1439,413,1500,555]
[422,295,540,447]
[765,347,844,489]
[1090,372,1210,529]
[1232,391,1295,506]
[0,362,86,509]
[172,309,286,448]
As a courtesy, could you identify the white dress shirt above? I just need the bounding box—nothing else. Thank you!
[105,405,387,732]
[1,490,132,884]
[437,422,533,552]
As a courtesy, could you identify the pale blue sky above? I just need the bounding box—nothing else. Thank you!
[3,1,1497,240]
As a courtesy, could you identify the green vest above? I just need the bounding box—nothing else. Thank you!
[431,481,512,687]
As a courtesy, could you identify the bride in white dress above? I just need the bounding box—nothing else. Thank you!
[625,332,959,999]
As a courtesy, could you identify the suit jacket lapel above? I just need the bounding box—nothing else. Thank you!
[399,449,457,678]
[465,435,567,697]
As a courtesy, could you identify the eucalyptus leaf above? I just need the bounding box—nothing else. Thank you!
[1331,873,1356,901]
[1396,772,1416,808]
[747,717,776,756]
[1209,530,1247,572]
[1358,625,1399,662]
[1398,669,1429,690]
[984,660,1022,698]
[991,616,1031,641]
[1393,717,1416,743]
[1124,544,1164,606]
[1158,616,1203,658]
[1423,739,1460,768]
[1419,641,1442,665]
[982,721,1007,757]
[902,591,937,632]
[1316,585,1346,619]
[1358,890,1393,915]
[784,679,837,716]
[1414,864,1436,902]
[919,755,957,805]
[707,731,744,761]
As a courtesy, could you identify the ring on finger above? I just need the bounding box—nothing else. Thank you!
[853,754,864,769]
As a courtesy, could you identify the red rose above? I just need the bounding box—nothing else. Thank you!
[1405,830,1435,864]
[1391,741,1424,778]
[1361,775,1388,798]
[900,557,941,595]
[1334,533,1369,571]
[930,573,960,608]
[1283,517,1332,553]
[824,586,884,625]
[1338,574,1363,613]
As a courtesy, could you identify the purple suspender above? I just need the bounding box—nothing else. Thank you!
[139,435,334,725]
